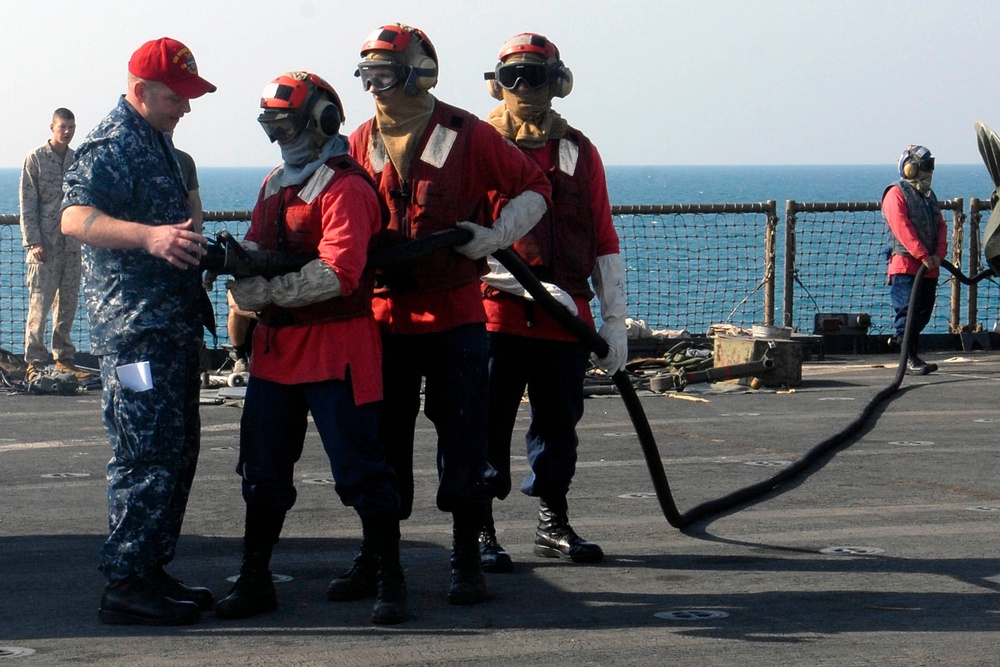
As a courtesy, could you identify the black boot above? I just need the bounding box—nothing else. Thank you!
[215,551,277,619]
[534,497,604,563]
[150,566,215,611]
[99,574,201,626]
[448,506,488,605]
[479,506,513,574]
[906,354,937,375]
[326,542,378,601]
[216,505,283,619]
[363,513,407,625]
[372,556,407,625]
[905,338,937,376]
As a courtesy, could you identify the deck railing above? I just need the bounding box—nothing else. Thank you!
[0,196,995,354]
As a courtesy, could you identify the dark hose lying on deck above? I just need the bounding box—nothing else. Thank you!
[501,254,990,532]
[494,241,997,531]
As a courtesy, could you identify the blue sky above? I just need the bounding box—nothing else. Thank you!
[4,0,1000,167]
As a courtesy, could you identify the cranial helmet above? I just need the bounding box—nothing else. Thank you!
[898,145,935,179]
[485,32,573,100]
[258,71,344,144]
[358,23,438,94]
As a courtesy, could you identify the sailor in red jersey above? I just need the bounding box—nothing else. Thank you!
[219,72,406,625]
[477,33,629,572]
[882,144,946,376]
[334,23,551,606]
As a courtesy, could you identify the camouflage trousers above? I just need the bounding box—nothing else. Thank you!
[99,343,201,581]
[24,251,81,365]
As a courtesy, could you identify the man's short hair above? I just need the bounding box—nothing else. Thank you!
[53,108,75,122]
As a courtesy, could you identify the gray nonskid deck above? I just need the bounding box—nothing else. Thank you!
[3,352,999,666]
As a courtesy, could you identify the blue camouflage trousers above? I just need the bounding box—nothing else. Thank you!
[98,342,201,581]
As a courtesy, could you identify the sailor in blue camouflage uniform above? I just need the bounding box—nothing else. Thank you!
[61,37,217,627]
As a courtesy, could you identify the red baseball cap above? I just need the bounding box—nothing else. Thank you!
[128,37,216,99]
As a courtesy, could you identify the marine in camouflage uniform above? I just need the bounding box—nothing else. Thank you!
[19,111,81,370]
[60,36,217,626]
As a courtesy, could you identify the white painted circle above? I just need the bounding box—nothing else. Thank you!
[40,472,90,479]
[0,647,36,657]
[211,446,236,451]
[820,546,884,555]
[819,397,855,401]
[227,573,292,584]
[303,478,334,485]
[720,413,760,417]
[974,418,1000,423]
[655,609,729,621]
[603,432,633,437]
[889,441,934,446]
[618,492,658,499]
[744,460,791,467]
[966,505,1000,512]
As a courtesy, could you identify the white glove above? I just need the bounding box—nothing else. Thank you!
[454,190,546,259]
[591,253,628,374]
[481,256,578,316]
[226,259,342,312]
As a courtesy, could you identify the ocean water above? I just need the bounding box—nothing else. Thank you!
[0,164,995,353]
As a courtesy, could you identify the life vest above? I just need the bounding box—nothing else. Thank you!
[505,129,597,298]
[255,155,377,327]
[884,179,940,259]
[358,101,487,293]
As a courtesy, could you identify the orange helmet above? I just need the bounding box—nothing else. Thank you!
[258,71,344,143]
[358,24,438,94]
[485,33,573,99]
[497,32,560,62]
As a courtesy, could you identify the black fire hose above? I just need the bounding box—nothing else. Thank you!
[493,248,995,531]
[488,244,687,527]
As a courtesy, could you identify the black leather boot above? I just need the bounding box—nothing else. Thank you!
[150,566,215,610]
[534,497,604,563]
[216,505,282,619]
[448,507,488,605]
[327,542,378,601]
[215,551,277,619]
[906,354,937,375]
[363,513,407,624]
[479,506,513,573]
[99,574,201,626]
[372,554,407,625]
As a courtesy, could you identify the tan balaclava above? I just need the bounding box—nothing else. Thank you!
[369,35,435,181]
[487,52,568,149]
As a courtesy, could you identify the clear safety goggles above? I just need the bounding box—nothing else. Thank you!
[492,61,551,90]
[257,112,306,144]
[356,62,407,92]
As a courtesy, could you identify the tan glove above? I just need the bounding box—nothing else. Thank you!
[226,259,342,312]
[226,276,270,312]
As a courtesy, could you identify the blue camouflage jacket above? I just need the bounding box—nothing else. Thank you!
[62,96,204,354]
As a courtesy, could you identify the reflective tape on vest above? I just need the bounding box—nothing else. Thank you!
[420,125,458,169]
